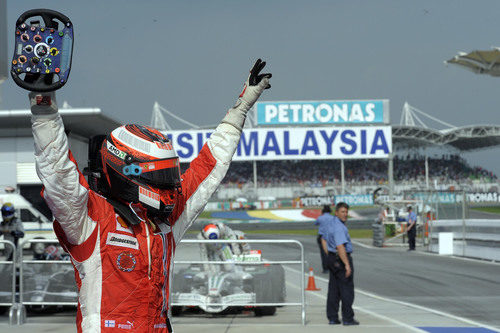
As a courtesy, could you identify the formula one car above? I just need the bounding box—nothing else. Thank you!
[171,250,285,316]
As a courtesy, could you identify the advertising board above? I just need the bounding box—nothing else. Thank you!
[256,99,389,126]
[166,126,392,163]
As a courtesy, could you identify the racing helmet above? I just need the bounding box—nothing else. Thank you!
[45,245,61,260]
[100,124,181,219]
[1,203,15,222]
[202,224,220,240]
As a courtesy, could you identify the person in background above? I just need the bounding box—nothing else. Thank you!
[315,204,333,273]
[198,222,251,273]
[406,206,417,251]
[321,202,359,326]
[0,203,25,261]
[377,206,389,224]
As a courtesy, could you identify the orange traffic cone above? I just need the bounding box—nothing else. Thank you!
[305,267,321,291]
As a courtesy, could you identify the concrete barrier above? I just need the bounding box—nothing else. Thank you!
[429,219,500,261]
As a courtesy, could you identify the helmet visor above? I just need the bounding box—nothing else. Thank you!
[138,157,181,189]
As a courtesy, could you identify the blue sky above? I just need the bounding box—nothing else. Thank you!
[2,0,500,175]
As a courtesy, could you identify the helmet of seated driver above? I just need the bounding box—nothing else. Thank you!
[100,124,181,219]
[1,203,15,222]
[202,224,220,240]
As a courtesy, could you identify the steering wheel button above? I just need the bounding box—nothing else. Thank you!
[18,56,27,63]
[30,26,36,31]
[31,57,40,64]
[55,67,60,73]
[45,69,50,74]
[16,30,20,35]
[24,45,33,53]
[12,60,17,65]
[21,33,29,42]
[40,28,45,32]
[50,47,59,56]
[16,68,22,73]
[34,43,49,57]
[34,35,42,43]
[58,31,64,37]
[44,58,52,66]
[20,23,26,30]
[46,36,54,44]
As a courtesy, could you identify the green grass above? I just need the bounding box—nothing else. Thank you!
[187,227,372,238]
[199,205,376,219]
[471,206,500,214]
[198,211,213,219]
[243,228,373,239]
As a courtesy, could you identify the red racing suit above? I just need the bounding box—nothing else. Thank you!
[30,72,269,332]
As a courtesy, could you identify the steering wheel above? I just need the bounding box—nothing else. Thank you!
[10,9,74,92]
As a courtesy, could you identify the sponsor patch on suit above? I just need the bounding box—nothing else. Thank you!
[106,232,139,250]
[116,215,133,234]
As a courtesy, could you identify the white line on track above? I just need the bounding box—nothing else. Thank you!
[285,266,500,332]
[351,240,374,249]
[284,273,427,332]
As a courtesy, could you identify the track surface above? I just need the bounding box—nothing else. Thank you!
[1,207,499,332]
[244,233,500,327]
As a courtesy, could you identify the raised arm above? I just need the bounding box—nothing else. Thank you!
[30,92,96,245]
[171,60,271,241]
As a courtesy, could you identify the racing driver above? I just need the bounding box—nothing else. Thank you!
[198,223,251,273]
[28,59,271,332]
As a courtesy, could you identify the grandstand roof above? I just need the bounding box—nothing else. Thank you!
[394,102,500,151]
[0,107,121,137]
[445,48,500,76]
[393,125,500,151]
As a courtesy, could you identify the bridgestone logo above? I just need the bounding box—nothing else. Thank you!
[110,237,135,245]
[106,233,139,250]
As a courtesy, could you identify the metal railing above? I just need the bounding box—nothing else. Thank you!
[17,238,77,324]
[13,238,306,325]
[0,240,17,325]
[174,239,306,325]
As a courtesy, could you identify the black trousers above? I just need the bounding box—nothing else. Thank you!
[326,252,355,322]
[317,235,328,271]
[408,228,416,250]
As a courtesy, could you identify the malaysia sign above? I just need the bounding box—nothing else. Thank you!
[255,100,389,126]
[165,126,392,163]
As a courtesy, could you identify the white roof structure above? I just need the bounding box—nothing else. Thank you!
[0,107,121,137]
[393,102,500,151]
[445,47,500,76]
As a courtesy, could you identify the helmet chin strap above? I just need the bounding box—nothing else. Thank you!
[106,197,142,226]
[146,207,173,225]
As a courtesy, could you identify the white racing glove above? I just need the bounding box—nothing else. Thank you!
[222,59,272,131]
[29,91,58,116]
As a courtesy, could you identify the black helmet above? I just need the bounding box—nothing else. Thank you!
[1,203,15,221]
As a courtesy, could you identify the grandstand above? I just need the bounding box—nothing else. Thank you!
[213,154,497,187]
[154,101,500,200]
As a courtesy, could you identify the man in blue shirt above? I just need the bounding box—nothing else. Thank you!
[321,202,359,326]
[315,205,334,273]
[406,206,417,251]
